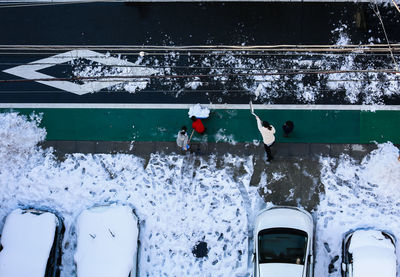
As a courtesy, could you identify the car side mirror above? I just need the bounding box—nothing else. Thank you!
[341,263,347,272]
[252,252,255,263]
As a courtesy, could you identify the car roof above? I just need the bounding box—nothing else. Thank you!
[349,230,396,277]
[74,204,139,277]
[0,209,57,277]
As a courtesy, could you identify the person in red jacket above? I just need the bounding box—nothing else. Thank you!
[191,116,205,134]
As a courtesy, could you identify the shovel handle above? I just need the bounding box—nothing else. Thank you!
[188,129,195,144]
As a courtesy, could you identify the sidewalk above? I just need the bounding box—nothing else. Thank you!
[42,140,381,160]
[6,107,400,144]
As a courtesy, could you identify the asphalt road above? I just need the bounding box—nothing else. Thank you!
[0,2,400,105]
[2,2,397,45]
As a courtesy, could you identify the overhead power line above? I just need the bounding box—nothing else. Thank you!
[0,1,120,9]
[372,3,399,71]
[0,68,398,84]
[391,0,400,13]
[0,44,400,53]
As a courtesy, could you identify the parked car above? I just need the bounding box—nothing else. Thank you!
[253,206,314,277]
[74,204,139,277]
[0,208,64,277]
[341,229,396,277]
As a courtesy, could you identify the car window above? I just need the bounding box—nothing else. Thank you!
[258,228,308,264]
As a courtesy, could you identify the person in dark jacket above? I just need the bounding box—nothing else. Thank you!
[282,121,294,137]
[176,126,189,151]
[191,116,205,134]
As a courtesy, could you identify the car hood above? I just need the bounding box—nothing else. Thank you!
[259,263,304,277]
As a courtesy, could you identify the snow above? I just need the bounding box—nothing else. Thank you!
[74,205,138,277]
[71,54,159,93]
[259,263,304,277]
[185,77,203,90]
[68,22,400,106]
[349,230,396,277]
[0,112,46,164]
[188,103,210,118]
[0,112,261,277]
[2,112,400,277]
[315,142,400,276]
[215,128,237,145]
[0,209,57,277]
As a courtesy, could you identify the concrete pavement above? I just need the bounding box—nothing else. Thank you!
[41,140,389,211]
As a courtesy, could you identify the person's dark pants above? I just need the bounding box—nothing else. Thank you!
[264,143,273,161]
[283,126,293,137]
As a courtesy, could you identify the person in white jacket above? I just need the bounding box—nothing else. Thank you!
[255,115,275,161]
[176,126,189,151]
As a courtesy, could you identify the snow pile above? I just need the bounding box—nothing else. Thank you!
[74,205,139,277]
[185,77,203,90]
[0,209,57,277]
[315,142,400,276]
[332,25,350,46]
[0,112,46,161]
[188,103,210,118]
[0,112,260,277]
[349,230,396,277]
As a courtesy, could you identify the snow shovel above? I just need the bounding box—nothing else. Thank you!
[249,101,257,116]
[186,129,195,150]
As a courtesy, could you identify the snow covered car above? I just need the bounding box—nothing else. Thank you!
[253,206,314,277]
[0,208,64,277]
[341,229,396,277]
[74,204,139,277]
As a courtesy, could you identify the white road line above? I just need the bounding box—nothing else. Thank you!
[2,50,147,95]
[0,103,399,111]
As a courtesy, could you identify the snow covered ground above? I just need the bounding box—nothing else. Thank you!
[0,112,263,277]
[0,112,399,276]
[316,142,400,276]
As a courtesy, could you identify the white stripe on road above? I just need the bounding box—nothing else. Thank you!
[0,103,399,111]
[2,50,145,95]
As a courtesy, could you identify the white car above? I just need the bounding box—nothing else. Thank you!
[341,229,396,277]
[0,208,64,277]
[253,206,314,277]
[74,204,139,277]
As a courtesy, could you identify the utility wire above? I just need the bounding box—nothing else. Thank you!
[0,69,398,84]
[2,52,400,57]
[0,0,119,9]
[0,44,399,53]
[0,62,395,71]
[391,0,400,13]
[372,3,399,71]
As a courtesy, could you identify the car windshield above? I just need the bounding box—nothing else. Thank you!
[258,228,308,264]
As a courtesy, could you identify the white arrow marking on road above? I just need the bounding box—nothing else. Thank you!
[2,50,144,95]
